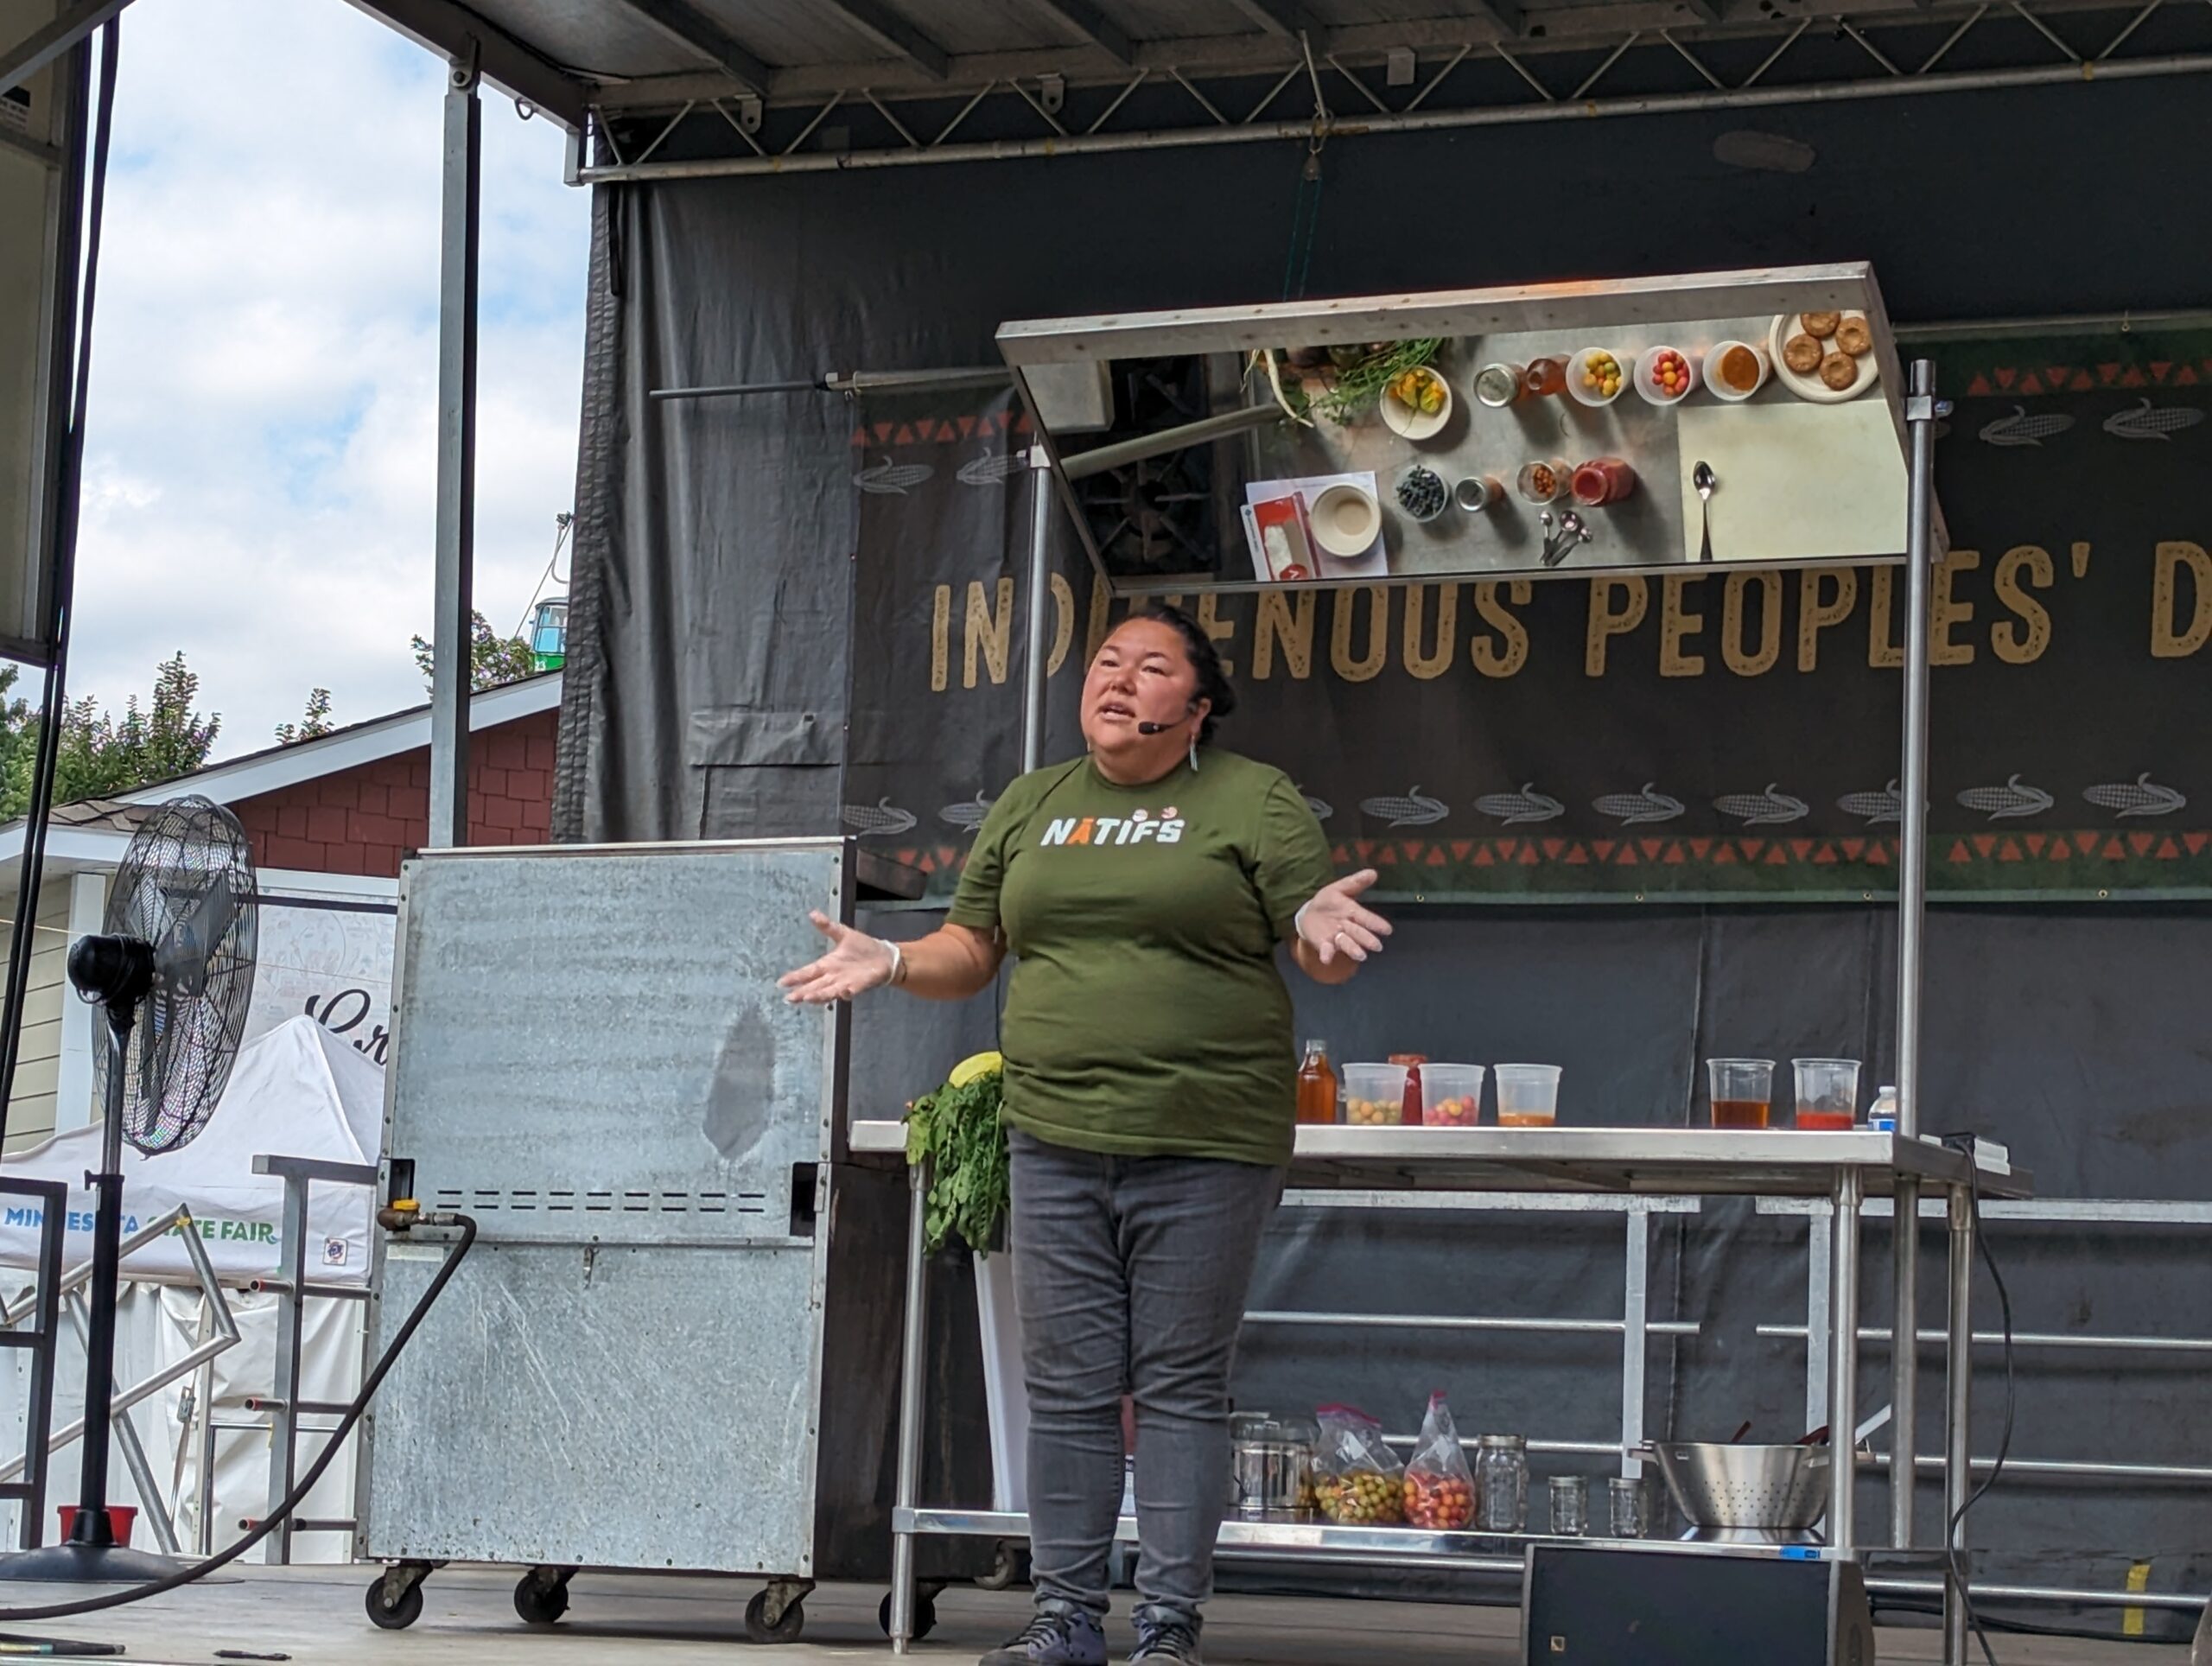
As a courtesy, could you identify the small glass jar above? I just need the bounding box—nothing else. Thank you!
[1608,1474,1649,1539]
[1549,1474,1589,1536]
[1476,1434,1529,1533]
[1475,361,1526,407]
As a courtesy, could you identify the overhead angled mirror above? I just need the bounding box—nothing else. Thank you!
[998,264,1941,597]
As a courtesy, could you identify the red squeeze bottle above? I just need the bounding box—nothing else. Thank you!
[1389,1054,1427,1127]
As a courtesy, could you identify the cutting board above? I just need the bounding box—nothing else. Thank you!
[1675,397,1909,566]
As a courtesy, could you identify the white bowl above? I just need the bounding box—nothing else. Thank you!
[1768,313,1878,404]
[1308,484,1382,557]
[1704,340,1770,402]
[1635,346,1700,406]
[1379,366,1452,440]
[1566,347,1626,407]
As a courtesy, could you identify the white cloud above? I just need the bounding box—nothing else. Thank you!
[61,0,588,754]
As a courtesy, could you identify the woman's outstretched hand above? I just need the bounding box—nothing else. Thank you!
[1297,869,1392,965]
[779,911,897,1004]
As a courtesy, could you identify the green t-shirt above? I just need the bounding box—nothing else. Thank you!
[947,747,1336,1167]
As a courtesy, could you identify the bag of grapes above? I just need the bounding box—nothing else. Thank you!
[1312,1404,1405,1524]
[1402,1392,1475,1529]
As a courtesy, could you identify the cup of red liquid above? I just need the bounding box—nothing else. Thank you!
[1793,1059,1861,1130]
[1707,1059,1774,1129]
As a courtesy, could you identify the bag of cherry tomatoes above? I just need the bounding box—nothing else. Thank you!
[1312,1404,1405,1525]
[1402,1391,1475,1529]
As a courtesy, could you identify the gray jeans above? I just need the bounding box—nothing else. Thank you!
[1007,1127,1285,1631]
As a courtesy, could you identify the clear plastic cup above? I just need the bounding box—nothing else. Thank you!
[1707,1058,1774,1129]
[1342,1063,1409,1127]
[1421,1064,1485,1127]
[1495,1064,1561,1127]
[1793,1058,1862,1131]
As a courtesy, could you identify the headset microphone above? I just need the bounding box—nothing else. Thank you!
[1137,701,1199,736]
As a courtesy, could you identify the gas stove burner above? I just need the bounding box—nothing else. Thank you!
[1073,356,1224,579]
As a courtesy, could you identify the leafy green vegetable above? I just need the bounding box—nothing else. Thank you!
[1262,339,1446,427]
[905,1068,1009,1256]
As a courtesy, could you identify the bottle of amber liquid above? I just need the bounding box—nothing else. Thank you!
[1295,1040,1338,1124]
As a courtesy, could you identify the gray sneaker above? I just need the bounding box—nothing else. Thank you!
[979,1606,1108,1666]
[1128,1615,1204,1664]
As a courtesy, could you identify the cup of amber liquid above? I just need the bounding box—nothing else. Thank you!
[1707,1058,1774,1129]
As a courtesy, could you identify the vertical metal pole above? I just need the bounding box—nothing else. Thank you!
[1942,1185,1975,1665]
[1826,1169,1863,1554]
[1020,446,1052,773]
[62,1294,179,1552]
[20,1199,65,1547]
[428,52,481,849]
[1805,1212,1833,1439]
[1619,1209,1649,1478]
[887,1160,932,1654]
[70,1023,130,1547]
[266,1173,310,1565]
[1891,357,1939,1548]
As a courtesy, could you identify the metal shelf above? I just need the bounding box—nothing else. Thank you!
[895,1507,1851,1567]
[849,1118,2027,1200]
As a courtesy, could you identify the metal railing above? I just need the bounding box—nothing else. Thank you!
[0,1177,67,1548]
[1758,1193,2212,1618]
[1249,1191,1705,1474]
[0,1202,239,1552]
[243,1154,377,1565]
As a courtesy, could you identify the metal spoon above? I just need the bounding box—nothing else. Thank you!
[1694,461,1716,563]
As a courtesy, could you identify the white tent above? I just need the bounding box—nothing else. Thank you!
[0,1017,384,1560]
[0,1014,382,1284]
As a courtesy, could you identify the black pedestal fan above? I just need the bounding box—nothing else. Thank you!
[0,796,255,1582]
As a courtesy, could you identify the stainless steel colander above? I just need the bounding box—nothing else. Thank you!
[1640,1442,1831,1534]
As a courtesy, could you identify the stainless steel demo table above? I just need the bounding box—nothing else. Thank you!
[850,1120,2031,1659]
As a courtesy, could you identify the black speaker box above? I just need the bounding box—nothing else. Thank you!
[1523,1543,1875,1666]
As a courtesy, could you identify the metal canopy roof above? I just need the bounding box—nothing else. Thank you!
[350,0,2212,176]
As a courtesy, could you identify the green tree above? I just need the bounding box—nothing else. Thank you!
[275,687,334,745]
[411,611,536,694]
[0,666,35,818]
[0,652,225,819]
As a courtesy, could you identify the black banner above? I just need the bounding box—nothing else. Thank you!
[848,333,2212,903]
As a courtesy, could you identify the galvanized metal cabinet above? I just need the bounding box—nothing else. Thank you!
[357,839,974,1632]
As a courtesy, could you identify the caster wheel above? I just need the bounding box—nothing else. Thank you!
[513,1572,570,1625]
[976,1539,1028,1592]
[746,1588,805,1644]
[880,1589,939,1643]
[365,1575,424,1631]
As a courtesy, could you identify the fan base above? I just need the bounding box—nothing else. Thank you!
[0,1541,183,1583]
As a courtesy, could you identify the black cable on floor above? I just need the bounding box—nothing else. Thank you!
[0,1215,478,1624]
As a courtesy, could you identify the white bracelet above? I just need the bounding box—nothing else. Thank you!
[884,939,904,988]
[1294,900,1314,944]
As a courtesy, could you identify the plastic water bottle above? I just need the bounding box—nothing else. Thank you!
[1868,1085,1897,1132]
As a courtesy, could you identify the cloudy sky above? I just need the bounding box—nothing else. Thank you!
[61,0,587,754]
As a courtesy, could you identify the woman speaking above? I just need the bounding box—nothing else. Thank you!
[781,604,1388,1666]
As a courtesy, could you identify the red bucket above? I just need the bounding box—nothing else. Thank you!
[56,1504,137,1547]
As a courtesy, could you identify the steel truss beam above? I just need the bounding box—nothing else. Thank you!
[579,0,2212,182]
